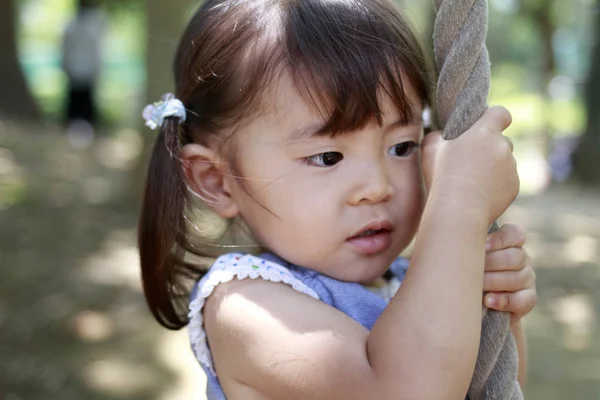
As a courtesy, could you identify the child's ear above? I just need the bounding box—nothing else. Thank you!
[180,143,239,219]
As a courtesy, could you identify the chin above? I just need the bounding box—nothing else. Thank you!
[352,253,398,284]
[359,242,409,283]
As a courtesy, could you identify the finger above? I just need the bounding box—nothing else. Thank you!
[504,135,514,152]
[486,223,526,251]
[476,106,513,133]
[484,248,529,272]
[483,267,535,293]
[422,130,443,148]
[484,288,537,317]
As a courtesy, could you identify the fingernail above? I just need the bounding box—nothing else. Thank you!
[485,240,492,251]
[486,296,497,308]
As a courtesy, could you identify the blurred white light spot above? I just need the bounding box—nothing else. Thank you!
[422,107,432,129]
[157,330,205,400]
[553,293,595,351]
[95,130,143,171]
[516,151,550,195]
[79,230,141,290]
[549,75,576,101]
[71,311,115,342]
[0,147,18,176]
[503,204,531,225]
[82,359,158,396]
[491,0,518,14]
[67,120,95,149]
[565,235,598,264]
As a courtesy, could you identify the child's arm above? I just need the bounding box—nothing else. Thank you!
[367,190,490,398]
[368,106,518,398]
[204,107,518,399]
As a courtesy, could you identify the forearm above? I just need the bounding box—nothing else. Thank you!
[368,198,489,399]
[511,319,528,387]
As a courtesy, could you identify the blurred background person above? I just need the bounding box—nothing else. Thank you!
[61,0,106,144]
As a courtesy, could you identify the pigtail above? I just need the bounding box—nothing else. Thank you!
[138,118,188,330]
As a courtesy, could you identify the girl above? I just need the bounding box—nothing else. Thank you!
[139,0,536,398]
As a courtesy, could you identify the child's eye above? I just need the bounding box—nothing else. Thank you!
[305,151,344,167]
[387,141,419,157]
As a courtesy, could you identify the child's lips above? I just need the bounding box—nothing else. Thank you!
[349,220,394,239]
[347,220,394,255]
[346,230,393,255]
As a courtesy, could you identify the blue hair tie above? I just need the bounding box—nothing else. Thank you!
[142,93,187,130]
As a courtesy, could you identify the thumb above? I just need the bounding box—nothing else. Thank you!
[421,131,442,194]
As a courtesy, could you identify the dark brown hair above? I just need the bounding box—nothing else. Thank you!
[139,0,434,329]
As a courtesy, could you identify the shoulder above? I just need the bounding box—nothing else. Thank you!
[203,271,375,399]
[197,253,319,300]
[203,277,333,363]
[194,254,380,399]
[203,276,324,336]
[188,253,319,374]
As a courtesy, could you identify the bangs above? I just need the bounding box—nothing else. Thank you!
[181,0,432,137]
[283,0,432,136]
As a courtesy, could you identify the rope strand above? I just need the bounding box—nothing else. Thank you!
[433,1,524,398]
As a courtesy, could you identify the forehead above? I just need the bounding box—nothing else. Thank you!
[259,72,424,137]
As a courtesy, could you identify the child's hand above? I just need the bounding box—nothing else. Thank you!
[422,107,519,225]
[482,223,536,322]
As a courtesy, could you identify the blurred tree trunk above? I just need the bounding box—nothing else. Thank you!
[0,0,40,121]
[128,0,190,200]
[572,4,600,186]
[523,0,556,156]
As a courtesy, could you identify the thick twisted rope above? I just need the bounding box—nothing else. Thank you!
[433,1,523,398]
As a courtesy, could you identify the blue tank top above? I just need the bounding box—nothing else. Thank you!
[188,252,409,400]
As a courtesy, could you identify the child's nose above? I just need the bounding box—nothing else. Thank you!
[348,163,395,205]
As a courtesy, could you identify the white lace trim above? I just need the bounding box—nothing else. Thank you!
[188,253,320,376]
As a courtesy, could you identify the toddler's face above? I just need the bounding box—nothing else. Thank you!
[222,75,425,283]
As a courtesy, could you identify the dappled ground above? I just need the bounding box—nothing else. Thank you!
[0,122,598,399]
[504,187,600,399]
[0,123,203,400]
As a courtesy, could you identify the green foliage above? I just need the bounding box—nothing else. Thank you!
[14,0,595,138]
[98,0,144,11]
[97,6,146,126]
[490,63,585,138]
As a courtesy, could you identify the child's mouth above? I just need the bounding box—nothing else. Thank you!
[347,221,394,255]
[350,220,394,238]
[355,229,385,238]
